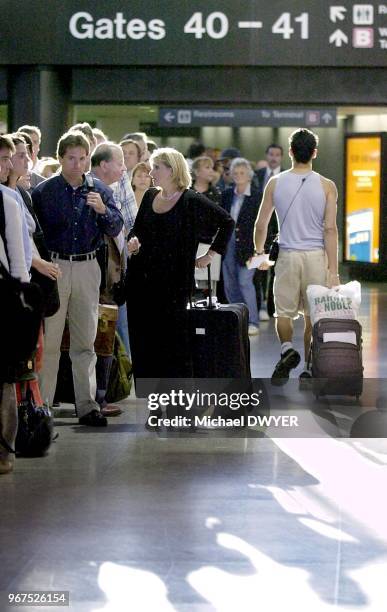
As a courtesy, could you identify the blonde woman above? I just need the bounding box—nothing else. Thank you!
[191,156,221,204]
[126,147,234,398]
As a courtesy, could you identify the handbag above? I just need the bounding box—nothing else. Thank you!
[16,187,60,318]
[268,238,279,263]
[94,304,119,356]
[0,261,44,383]
[0,382,54,458]
[30,264,60,318]
[15,382,54,457]
[31,227,60,318]
[105,332,132,403]
[268,176,309,263]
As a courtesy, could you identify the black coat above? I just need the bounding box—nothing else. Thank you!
[221,185,261,266]
[128,187,234,300]
[254,166,284,193]
[254,167,268,194]
[126,188,234,384]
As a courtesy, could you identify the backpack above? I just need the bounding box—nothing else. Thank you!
[105,333,132,403]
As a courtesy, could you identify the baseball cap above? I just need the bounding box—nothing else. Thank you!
[218,147,241,161]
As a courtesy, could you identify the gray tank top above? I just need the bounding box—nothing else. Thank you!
[273,170,326,251]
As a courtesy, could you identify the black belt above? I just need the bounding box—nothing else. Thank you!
[50,251,97,262]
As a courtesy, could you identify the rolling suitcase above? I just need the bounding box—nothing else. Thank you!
[188,266,251,379]
[311,318,363,399]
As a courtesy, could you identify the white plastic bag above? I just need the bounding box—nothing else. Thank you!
[306,281,361,325]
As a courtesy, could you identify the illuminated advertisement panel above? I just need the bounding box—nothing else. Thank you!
[345,136,381,263]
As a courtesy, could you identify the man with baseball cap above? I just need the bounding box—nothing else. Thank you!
[217,147,241,192]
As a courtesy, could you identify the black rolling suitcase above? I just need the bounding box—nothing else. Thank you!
[311,318,363,399]
[188,266,251,379]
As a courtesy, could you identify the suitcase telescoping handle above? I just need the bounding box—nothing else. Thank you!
[189,264,216,310]
[206,264,215,310]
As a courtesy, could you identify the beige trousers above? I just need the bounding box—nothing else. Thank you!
[274,249,327,319]
[40,258,101,418]
[0,383,17,461]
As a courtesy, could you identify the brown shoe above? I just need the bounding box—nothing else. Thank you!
[0,460,14,475]
[100,405,123,417]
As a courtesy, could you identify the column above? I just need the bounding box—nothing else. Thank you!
[7,66,71,156]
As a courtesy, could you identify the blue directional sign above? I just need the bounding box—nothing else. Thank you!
[159,108,337,127]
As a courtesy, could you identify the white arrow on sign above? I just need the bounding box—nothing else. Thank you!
[330,6,347,23]
[329,29,348,46]
[164,112,175,123]
[322,113,333,124]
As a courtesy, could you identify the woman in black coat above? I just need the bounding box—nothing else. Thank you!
[126,148,234,398]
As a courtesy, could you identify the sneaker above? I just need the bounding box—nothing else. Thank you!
[271,349,301,386]
[79,409,108,427]
[299,370,312,391]
[248,325,260,336]
[259,309,270,321]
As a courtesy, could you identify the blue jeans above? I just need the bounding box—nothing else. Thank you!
[117,303,131,359]
[96,355,113,407]
[222,237,259,327]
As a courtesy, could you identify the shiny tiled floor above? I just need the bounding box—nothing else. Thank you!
[1,285,387,612]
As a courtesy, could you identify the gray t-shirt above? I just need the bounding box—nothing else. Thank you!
[273,170,326,251]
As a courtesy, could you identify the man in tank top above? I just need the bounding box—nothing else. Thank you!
[253,128,340,387]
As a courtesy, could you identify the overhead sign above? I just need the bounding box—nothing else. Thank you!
[159,108,337,127]
[0,1,386,66]
[345,135,382,264]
